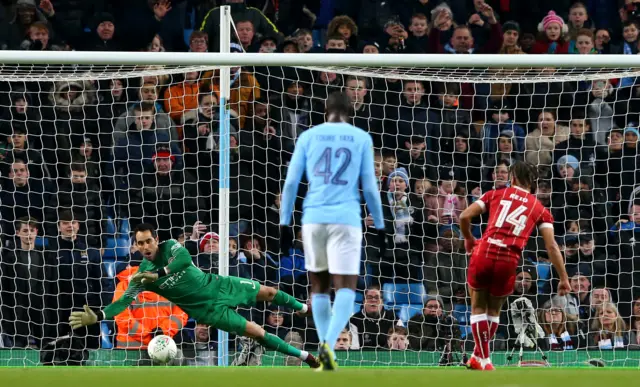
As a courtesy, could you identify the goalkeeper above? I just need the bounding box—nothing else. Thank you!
[69,223,320,368]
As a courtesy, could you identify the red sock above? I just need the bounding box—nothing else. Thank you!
[470,314,490,359]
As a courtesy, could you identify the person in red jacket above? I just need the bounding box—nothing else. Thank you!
[532,11,570,54]
[113,265,188,349]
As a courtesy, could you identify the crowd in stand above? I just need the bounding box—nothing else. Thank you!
[0,0,640,362]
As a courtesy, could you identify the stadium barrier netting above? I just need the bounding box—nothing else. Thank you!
[0,49,639,366]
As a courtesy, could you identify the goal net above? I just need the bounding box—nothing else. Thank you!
[0,51,639,368]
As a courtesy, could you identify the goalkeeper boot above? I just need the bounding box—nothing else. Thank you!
[484,362,495,371]
[304,353,321,369]
[318,342,338,371]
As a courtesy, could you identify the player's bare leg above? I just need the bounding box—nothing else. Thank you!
[255,285,311,317]
[243,320,320,368]
[468,287,493,370]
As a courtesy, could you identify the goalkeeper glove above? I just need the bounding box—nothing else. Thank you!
[132,271,160,284]
[377,229,387,259]
[69,305,99,329]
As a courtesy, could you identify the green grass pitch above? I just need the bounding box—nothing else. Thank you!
[2,367,639,387]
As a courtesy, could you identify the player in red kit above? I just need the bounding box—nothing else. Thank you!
[459,161,570,371]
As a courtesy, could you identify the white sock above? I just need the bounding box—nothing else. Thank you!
[300,303,308,314]
[299,350,309,361]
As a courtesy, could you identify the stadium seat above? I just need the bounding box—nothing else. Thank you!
[34,236,48,248]
[452,304,472,339]
[398,304,423,323]
[100,321,114,349]
[103,236,131,259]
[382,283,427,306]
[354,291,364,303]
[105,216,116,236]
[353,302,362,314]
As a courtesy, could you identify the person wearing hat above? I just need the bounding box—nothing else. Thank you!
[499,21,523,54]
[361,40,380,54]
[532,11,570,54]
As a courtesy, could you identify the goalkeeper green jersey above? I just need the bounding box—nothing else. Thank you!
[102,239,221,322]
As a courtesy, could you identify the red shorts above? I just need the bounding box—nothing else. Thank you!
[467,254,518,297]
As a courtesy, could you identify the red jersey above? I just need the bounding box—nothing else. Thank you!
[473,186,554,263]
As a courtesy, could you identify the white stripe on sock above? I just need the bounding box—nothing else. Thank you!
[474,321,486,359]
[299,350,309,361]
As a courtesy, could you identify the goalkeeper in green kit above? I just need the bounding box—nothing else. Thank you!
[69,223,320,368]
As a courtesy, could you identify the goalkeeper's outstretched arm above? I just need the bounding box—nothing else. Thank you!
[540,226,571,296]
[69,282,143,329]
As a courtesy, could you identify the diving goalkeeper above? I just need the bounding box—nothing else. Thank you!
[69,223,320,368]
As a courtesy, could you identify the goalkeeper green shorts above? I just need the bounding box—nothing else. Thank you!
[208,276,261,335]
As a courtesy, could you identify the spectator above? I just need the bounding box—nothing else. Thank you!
[406,13,429,53]
[334,328,352,350]
[126,145,201,241]
[189,31,208,53]
[499,21,523,54]
[265,306,290,340]
[194,231,220,274]
[424,224,467,298]
[324,33,348,52]
[294,29,314,53]
[387,326,410,350]
[47,210,102,348]
[0,217,57,348]
[604,20,639,54]
[567,2,593,40]
[553,114,596,176]
[588,302,629,349]
[327,15,358,49]
[571,28,597,54]
[532,11,570,54]
[429,4,502,54]
[48,163,103,248]
[566,268,592,320]
[397,136,429,181]
[113,102,181,177]
[482,100,526,160]
[350,286,398,349]
[0,160,49,237]
[384,80,435,149]
[236,19,256,51]
[594,28,610,53]
[200,0,281,52]
[431,82,471,165]
[4,0,49,50]
[525,110,570,179]
[536,297,583,350]
[113,265,188,349]
[237,234,279,286]
[407,296,462,351]
[163,71,202,123]
[379,167,424,283]
[0,123,49,179]
[148,34,165,52]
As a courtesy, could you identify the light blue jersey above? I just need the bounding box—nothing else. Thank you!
[280,122,384,230]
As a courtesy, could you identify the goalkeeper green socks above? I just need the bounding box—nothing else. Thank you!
[272,290,306,312]
[258,332,308,360]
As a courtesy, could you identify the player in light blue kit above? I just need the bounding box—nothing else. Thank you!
[280,92,386,371]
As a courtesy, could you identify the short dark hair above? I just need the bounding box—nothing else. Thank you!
[16,216,38,230]
[58,210,81,223]
[510,160,539,192]
[325,91,351,118]
[326,33,346,42]
[133,101,155,114]
[134,223,157,239]
[70,163,86,173]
